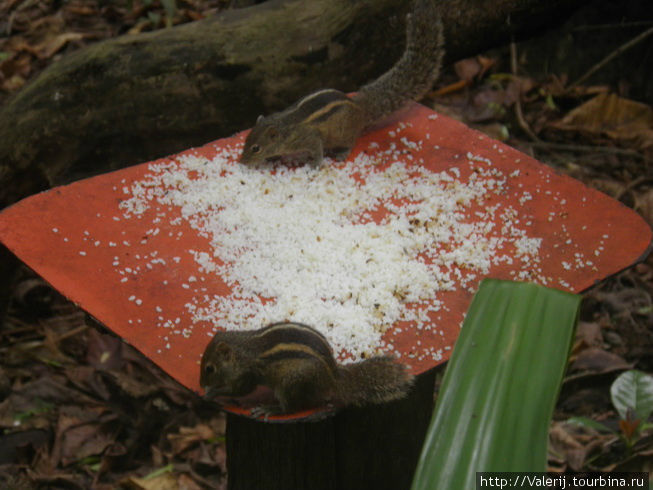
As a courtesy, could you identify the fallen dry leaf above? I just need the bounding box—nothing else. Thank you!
[610,446,653,473]
[177,473,203,490]
[51,406,117,467]
[0,428,49,465]
[634,187,653,227]
[549,422,587,471]
[574,322,604,351]
[107,370,160,398]
[33,32,85,59]
[167,424,214,456]
[592,288,652,319]
[66,365,112,401]
[0,52,31,89]
[454,56,496,82]
[455,58,483,82]
[568,347,633,376]
[58,420,115,466]
[0,375,99,430]
[553,421,621,471]
[1,74,25,92]
[86,328,124,371]
[551,93,653,151]
[122,472,179,490]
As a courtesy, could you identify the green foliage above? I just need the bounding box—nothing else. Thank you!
[412,279,581,490]
[13,399,55,423]
[160,0,177,27]
[133,0,177,29]
[147,11,162,26]
[544,93,558,111]
[610,370,653,423]
[570,369,653,450]
[144,464,175,480]
[567,416,613,434]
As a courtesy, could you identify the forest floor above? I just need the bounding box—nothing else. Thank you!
[0,0,652,488]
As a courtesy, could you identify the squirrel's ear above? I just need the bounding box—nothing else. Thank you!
[266,127,279,139]
[215,342,233,356]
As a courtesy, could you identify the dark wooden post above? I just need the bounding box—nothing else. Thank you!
[225,368,437,490]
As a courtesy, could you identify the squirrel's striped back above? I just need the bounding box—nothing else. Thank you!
[255,322,337,371]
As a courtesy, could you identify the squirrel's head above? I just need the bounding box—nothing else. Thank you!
[200,337,258,398]
[240,115,317,165]
[240,115,285,165]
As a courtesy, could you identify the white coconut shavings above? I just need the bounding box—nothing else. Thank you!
[119,144,543,360]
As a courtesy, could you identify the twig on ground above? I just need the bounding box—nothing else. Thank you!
[615,175,653,201]
[570,26,653,88]
[510,40,540,142]
[527,141,648,161]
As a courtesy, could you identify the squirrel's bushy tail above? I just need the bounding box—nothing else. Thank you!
[353,0,444,124]
[336,356,415,406]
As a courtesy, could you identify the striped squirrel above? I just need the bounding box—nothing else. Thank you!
[240,0,444,165]
[200,322,414,415]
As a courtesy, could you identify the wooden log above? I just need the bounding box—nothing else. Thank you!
[224,368,437,490]
[0,0,592,209]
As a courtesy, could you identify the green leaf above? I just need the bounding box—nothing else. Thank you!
[13,399,55,422]
[610,370,653,423]
[143,464,174,480]
[76,455,101,469]
[545,94,558,111]
[412,279,580,490]
[147,11,161,26]
[160,0,177,27]
[566,416,614,434]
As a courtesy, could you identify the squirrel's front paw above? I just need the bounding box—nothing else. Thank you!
[250,404,284,421]
[326,147,352,161]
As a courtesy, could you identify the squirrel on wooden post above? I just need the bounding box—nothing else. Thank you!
[200,322,414,415]
[239,0,445,166]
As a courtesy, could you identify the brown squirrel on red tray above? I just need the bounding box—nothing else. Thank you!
[200,322,414,416]
[239,0,445,166]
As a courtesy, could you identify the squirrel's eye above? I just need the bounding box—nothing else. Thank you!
[251,144,261,154]
[204,364,216,375]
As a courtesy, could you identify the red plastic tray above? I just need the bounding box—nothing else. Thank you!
[1,103,650,420]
